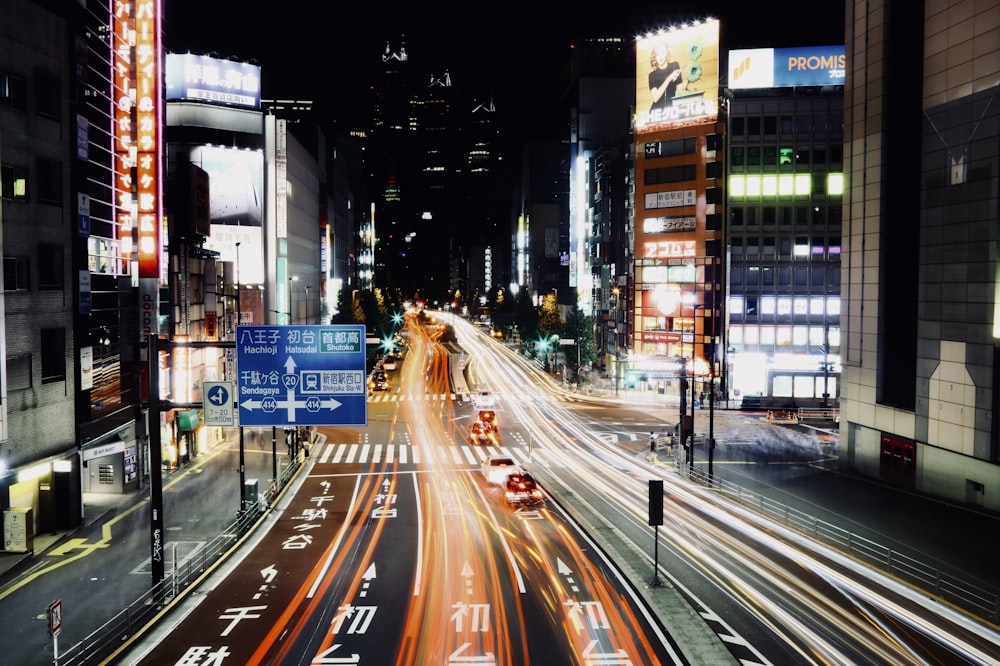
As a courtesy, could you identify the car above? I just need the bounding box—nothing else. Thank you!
[502,471,544,508]
[477,410,498,433]
[481,455,520,485]
[468,421,497,446]
[383,355,397,371]
[473,391,496,409]
[369,370,388,391]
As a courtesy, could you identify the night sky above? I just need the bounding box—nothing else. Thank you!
[165,1,845,142]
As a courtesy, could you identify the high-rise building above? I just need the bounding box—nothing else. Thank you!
[841,0,1000,511]
[368,37,506,305]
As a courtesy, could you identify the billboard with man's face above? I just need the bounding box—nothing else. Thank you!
[635,20,720,134]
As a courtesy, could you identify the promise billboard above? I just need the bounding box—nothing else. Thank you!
[635,20,720,134]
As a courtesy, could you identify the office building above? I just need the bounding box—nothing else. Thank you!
[841,0,1000,511]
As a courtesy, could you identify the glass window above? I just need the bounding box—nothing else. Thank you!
[747,146,760,166]
[40,327,66,383]
[810,297,826,315]
[760,266,774,287]
[779,147,794,165]
[732,116,745,136]
[760,325,775,346]
[796,147,810,167]
[796,114,811,136]
[34,69,61,119]
[794,374,815,397]
[813,147,827,168]
[780,116,794,135]
[732,146,745,166]
[1,164,27,200]
[746,296,758,316]
[776,325,792,346]
[730,236,744,257]
[731,207,744,226]
[762,208,776,225]
[0,71,27,111]
[764,116,777,135]
[814,113,827,138]
[811,267,825,287]
[773,375,793,397]
[728,296,744,315]
[3,256,29,290]
[747,237,759,256]
[794,267,808,286]
[778,266,791,286]
[744,325,759,345]
[748,117,761,136]
[763,236,776,254]
[37,242,64,289]
[36,157,62,204]
[760,295,776,314]
[763,145,777,165]
[792,325,809,346]
[746,266,760,286]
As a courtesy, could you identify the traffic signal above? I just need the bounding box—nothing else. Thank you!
[648,479,664,525]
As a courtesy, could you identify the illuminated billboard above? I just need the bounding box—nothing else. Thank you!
[728,46,845,89]
[635,20,720,133]
[193,145,266,285]
[165,53,261,109]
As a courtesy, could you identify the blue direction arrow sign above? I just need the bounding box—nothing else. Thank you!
[203,381,235,426]
[236,325,368,427]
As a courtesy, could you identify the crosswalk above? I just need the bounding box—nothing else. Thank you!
[311,441,545,468]
[368,392,458,402]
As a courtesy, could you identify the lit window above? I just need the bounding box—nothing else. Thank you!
[746,176,761,197]
[729,175,745,198]
[762,175,777,196]
[779,175,795,196]
[760,295,776,315]
[795,174,811,195]
[827,173,844,195]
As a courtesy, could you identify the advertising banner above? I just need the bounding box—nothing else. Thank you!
[728,46,846,90]
[635,20,720,133]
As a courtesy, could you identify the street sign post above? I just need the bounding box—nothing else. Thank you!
[236,325,368,427]
[202,381,235,426]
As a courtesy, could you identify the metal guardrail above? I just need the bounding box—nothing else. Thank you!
[60,458,302,666]
[682,466,1000,622]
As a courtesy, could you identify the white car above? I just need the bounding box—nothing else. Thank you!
[473,391,496,408]
[481,455,521,486]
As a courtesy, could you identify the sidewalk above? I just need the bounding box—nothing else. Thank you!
[0,480,147,586]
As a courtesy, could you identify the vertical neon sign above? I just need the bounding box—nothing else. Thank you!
[134,0,161,279]
[112,1,133,270]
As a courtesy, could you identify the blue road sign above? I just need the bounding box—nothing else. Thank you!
[236,325,368,427]
[203,381,235,426]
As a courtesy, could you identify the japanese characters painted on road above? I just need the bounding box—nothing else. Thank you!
[236,325,368,427]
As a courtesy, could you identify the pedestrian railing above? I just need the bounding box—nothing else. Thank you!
[683,466,1000,623]
[58,457,303,665]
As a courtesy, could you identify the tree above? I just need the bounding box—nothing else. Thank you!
[537,292,562,339]
[565,306,597,384]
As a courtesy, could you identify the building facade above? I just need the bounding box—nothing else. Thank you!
[725,46,845,409]
[841,0,1000,510]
